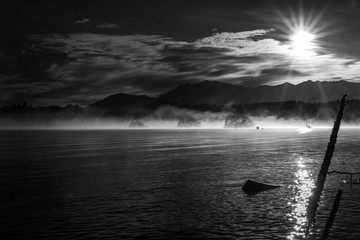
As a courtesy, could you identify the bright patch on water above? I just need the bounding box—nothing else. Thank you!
[296,127,313,134]
[287,156,315,239]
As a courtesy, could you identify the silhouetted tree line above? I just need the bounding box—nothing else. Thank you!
[2,99,360,122]
[233,101,333,120]
[149,100,225,112]
[0,102,84,121]
[235,99,360,122]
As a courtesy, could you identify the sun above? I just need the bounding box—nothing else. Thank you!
[272,2,332,58]
[291,30,315,51]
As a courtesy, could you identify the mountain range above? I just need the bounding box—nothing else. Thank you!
[90,80,360,109]
[3,80,360,124]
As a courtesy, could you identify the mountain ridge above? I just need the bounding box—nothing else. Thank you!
[156,80,360,106]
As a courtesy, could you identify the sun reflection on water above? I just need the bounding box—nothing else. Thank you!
[287,157,315,239]
[296,127,313,134]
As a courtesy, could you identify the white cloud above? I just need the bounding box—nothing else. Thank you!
[74,18,90,24]
[194,29,291,56]
[195,29,360,84]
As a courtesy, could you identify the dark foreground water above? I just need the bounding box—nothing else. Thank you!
[1,129,360,239]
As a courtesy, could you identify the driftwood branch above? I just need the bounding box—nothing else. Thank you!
[328,171,360,175]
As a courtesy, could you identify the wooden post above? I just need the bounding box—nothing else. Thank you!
[320,189,343,240]
[306,94,347,237]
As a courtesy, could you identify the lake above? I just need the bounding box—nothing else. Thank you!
[1,129,360,239]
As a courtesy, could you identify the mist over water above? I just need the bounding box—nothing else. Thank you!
[1,129,360,239]
[2,100,360,130]
[0,115,354,130]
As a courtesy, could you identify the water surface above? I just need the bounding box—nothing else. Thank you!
[1,129,360,239]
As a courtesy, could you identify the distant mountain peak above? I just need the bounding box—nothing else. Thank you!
[198,80,233,86]
[297,80,314,85]
[64,104,82,110]
[280,82,295,86]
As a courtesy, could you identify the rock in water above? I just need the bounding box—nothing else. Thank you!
[224,113,254,128]
[242,179,281,195]
[177,118,200,128]
[129,120,147,128]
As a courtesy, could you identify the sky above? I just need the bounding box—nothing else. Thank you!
[1,0,360,106]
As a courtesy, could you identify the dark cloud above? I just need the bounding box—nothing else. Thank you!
[0,40,68,76]
[223,76,273,88]
[206,66,242,77]
[260,67,308,77]
[227,67,309,87]
[96,23,122,29]
[160,45,230,73]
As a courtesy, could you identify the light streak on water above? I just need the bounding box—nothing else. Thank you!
[287,156,315,239]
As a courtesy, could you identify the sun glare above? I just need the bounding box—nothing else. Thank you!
[273,3,330,58]
[291,30,315,50]
[289,29,317,57]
